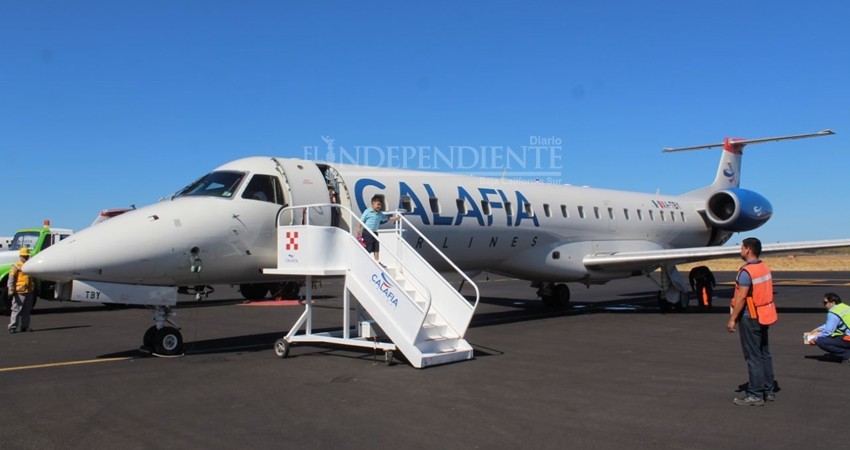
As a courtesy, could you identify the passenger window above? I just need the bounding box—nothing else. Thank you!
[623,209,630,220]
[504,201,513,217]
[608,207,614,220]
[429,197,441,214]
[481,200,491,216]
[400,195,413,213]
[680,212,686,222]
[561,205,568,218]
[649,210,655,221]
[578,206,585,219]
[593,207,600,219]
[543,204,551,218]
[456,199,467,215]
[524,202,534,217]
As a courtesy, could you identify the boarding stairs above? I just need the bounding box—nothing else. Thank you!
[263,204,480,368]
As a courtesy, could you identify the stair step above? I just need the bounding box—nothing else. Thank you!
[420,323,452,339]
[416,337,466,354]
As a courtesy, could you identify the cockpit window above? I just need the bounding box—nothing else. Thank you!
[176,171,244,198]
[241,174,286,205]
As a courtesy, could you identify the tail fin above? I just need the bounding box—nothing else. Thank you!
[663,130,835,194]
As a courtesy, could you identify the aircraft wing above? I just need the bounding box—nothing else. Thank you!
[583,238,850,271]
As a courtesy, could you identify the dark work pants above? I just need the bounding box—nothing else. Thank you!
[815,336,850,360]
[739,317,775,397]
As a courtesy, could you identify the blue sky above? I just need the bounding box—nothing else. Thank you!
[1,1,847,244]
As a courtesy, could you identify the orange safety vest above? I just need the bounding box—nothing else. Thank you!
[10,260,35,294]
[733,261,777,325]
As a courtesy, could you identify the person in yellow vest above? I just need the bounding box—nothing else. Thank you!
[8,247,36,333]
[805,292,850,363]
[727,237,777,406]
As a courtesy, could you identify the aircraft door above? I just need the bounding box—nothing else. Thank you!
[317,163,351,231]
[273,158,333,226]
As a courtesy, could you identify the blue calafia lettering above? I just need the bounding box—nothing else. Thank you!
[478,188,504,226]
[354,178,386,213]
[455,186,485,226]
[371,273,399,308]
[353,178,539,228]
[513,191,540,227]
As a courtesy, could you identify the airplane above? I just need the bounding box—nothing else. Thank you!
[23,129,850,355]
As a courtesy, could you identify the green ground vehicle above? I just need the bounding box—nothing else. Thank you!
[0,221,73,315]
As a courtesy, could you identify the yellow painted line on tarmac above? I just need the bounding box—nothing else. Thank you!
[0,357,133,373]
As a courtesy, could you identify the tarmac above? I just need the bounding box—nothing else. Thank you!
[1,271,849,450]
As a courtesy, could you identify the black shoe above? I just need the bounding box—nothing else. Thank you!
[733,395,765,406]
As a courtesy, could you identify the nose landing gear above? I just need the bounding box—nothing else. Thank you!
[141,305,184,357]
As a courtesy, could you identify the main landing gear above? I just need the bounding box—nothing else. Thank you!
[651,263,690,313]
[534,281,571,308]
[141,305,184,357]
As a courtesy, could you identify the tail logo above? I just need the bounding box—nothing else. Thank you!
[722,163,736,183]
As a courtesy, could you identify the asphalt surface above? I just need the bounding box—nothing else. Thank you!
[1,271,849,450]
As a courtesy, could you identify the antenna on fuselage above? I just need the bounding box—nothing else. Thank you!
[661,129,835,153]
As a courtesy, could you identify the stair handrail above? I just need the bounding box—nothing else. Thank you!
[392,212,480,312]
[275,203,434,331]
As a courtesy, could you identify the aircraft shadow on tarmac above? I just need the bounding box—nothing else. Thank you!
[92,285,830,361]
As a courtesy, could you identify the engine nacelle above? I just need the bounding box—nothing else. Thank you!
[705,188,772,232]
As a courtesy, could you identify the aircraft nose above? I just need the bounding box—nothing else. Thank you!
[24,242,77,282]
[23,206,162,283]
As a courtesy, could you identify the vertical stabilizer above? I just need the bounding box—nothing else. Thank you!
[711,138,744,190]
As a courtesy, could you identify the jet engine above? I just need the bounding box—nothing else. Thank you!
[705,188,773,232]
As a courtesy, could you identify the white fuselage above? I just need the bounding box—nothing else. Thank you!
[25,157,720,287]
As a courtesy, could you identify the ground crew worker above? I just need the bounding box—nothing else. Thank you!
[727,237,777,406]
[806,292,850,363]
[689,265,716,308]
[8,247,36,333]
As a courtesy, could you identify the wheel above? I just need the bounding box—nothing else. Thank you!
[154,326,184,356]
[0,282,10,316]
[142,326,157,349]
[555,283,570,305]
[541,294,562,308]
[274,338,290,358]
[240,283,270,300]
[281,281,301,299]
[385,350,394,366]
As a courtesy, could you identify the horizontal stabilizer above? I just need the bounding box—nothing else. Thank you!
[662,129,834,153]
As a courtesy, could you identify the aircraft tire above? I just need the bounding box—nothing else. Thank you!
[0,282,9,316]
[240,283,270,301]
[143,326,157,349]
[154,326,184,356]
[274,338,289,358]
[542,295,561,309]
[281,281,301,299]
[555,284,570,305]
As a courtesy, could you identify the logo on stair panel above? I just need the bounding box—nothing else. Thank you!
[371,272,399,308]
[285,231,299,250]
